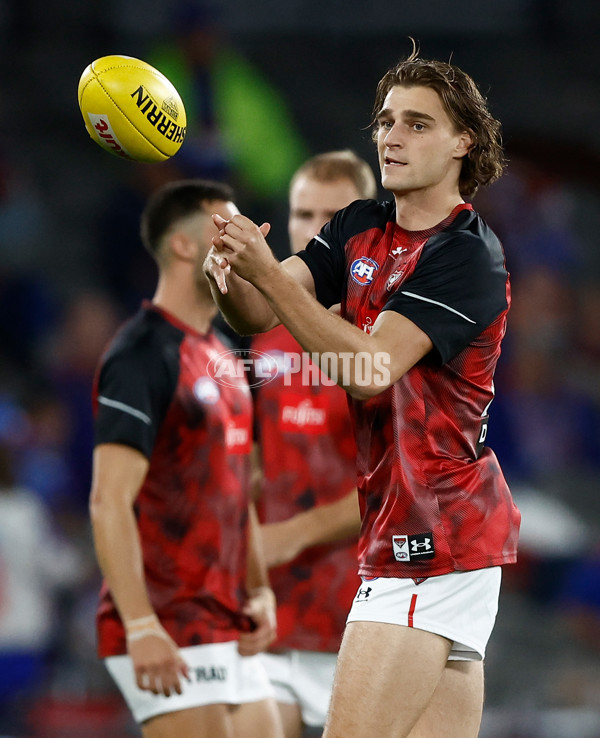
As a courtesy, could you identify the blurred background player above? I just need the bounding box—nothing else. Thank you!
[89,180,283,738]
[251,151,378,737]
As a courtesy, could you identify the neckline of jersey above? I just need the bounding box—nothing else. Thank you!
[142,300,212,339]
[392,202,473,242]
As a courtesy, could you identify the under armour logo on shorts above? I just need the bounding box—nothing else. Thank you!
[355,586,372,602]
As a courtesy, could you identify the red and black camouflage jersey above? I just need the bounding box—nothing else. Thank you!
[251,325,359,652]
[297,201,521,579]
[92,302,254,658]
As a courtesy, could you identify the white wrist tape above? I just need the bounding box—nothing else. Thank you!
[124,614,160,631]
[126,626,170,644]
[124,614,170,642]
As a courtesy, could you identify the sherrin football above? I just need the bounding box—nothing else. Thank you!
[77,55,187,162]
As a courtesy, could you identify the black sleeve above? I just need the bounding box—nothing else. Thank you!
[294,217,347,308]
[296,199,394,307]
[383,232,508,364]
[94,345,178,458]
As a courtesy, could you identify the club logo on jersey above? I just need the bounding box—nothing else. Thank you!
[392,535,410,561]
[386,269,404,291]
[392,533,435,562]
[193,377,220,404]
[350,257,379,286]
[390,246,408,258]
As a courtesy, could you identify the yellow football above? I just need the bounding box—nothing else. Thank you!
[77,55,187,162]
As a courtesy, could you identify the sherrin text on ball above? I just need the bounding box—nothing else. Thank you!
[77,55,187,162]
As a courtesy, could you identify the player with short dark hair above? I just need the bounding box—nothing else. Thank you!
[204,42,520,738]
[89,180,283,738]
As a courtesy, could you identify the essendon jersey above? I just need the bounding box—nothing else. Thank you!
[92,303,254,657]
[297,200,520,578]
[251,325,359,652]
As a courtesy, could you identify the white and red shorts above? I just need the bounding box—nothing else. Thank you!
[259,649,337,727]
[105,640,274,724]
[346,567,502,661]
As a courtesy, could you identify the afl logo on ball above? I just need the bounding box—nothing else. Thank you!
[350,257,379,286]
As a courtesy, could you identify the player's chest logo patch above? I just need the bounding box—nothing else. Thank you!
[350,257,379,286]
[193,376,220,405]
[386,269,405,291]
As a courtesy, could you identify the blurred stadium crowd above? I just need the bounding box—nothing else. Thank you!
[0,0,599,735]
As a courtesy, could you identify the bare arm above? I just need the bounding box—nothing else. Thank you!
[261,489,361,569]
[249,442,264,503]
[211,214,433,398]
[257,268,432,399]
[204,253,279,335]
[237,502,277,656]
[251,440,360,568]
[89,443,189,695]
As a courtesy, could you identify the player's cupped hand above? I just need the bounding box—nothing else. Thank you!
[211,214,276,286]
[237,586,277,656]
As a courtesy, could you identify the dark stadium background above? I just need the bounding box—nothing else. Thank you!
[1,1,599,736]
